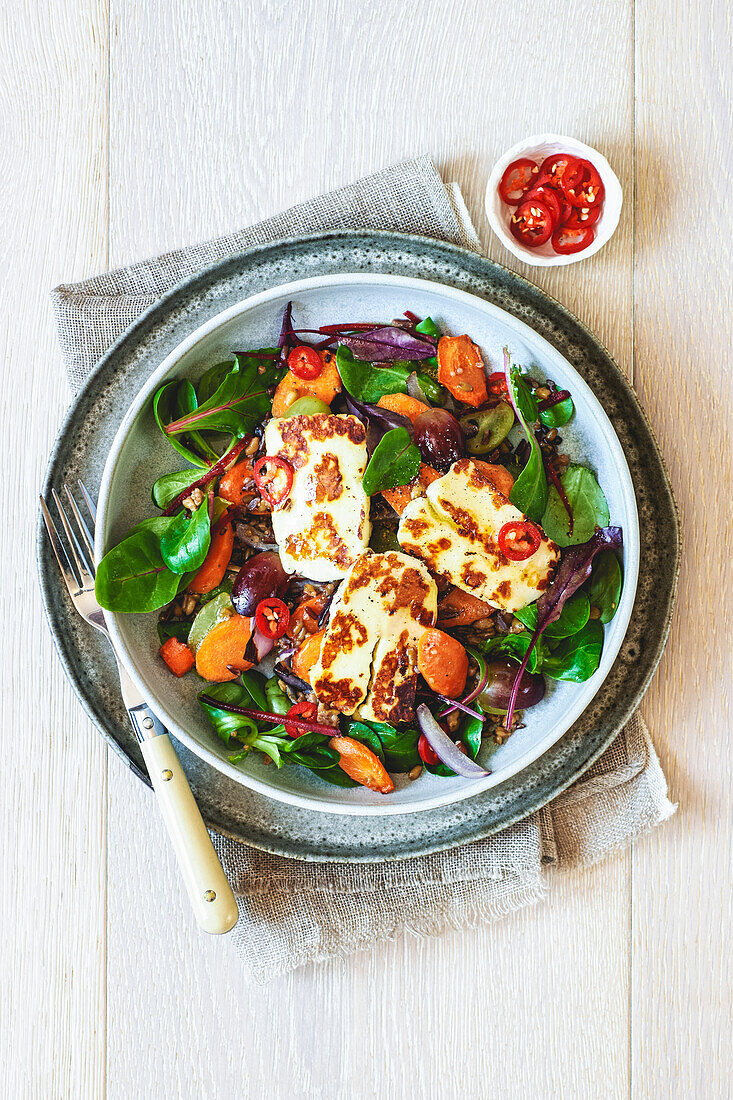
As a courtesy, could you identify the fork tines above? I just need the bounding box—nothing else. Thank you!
[39,481,97,598]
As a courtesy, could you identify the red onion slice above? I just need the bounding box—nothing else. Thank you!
[416,704,490,778]
[434,694,485,722]
[252,624,275,662]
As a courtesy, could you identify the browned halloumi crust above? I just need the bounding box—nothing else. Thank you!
[266,413,370,581]
[312,551,437,721]
[398,460,559,612]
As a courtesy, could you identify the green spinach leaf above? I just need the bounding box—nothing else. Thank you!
[95,528,181,613]
[160,494,211,574]
[541,464,610,546]
[199,681,262,746]
[175,379,219,462]
[588,550,623,623]
[539,395,574,427]
[345,720,421,772]
[152,468,201,509]
[543,620,604,682]
[476,631,546,673]
[336,345,411,403]
[415,316,441,340]
[362,427,421,496]
[153,381,210,468]
[506,363,548,522]
[264,675,291,716]
[514,592,590,639]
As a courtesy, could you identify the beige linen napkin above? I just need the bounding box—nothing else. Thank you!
[52,156,675,981]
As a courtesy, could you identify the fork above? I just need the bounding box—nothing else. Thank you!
[40,482,239,935]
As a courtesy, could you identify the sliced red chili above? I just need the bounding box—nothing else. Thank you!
[563,203,601,230]
[253,455,293,507]
[509,198,554,247]
[498,520,542,561]
[564,158,605,208]
[498,158,540,205]
[488,371,509,396]
[551,224,595,255]
[254,597,290,640]
[523,185,562,226]
[537,153,584,194]
[287,344,323,381]
[285,701,319,738]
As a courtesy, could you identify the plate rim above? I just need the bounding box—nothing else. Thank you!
[94,269,641,816]
[37,228,680,859]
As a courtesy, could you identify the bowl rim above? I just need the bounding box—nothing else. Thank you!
[95,270,640,816]
[485,132,623,268]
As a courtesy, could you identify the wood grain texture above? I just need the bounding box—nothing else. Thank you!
[5,0,730,1095]
[1,1,109,1097]
[632,3,732,1098]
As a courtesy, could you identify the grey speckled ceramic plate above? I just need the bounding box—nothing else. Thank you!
[37,231,679,860]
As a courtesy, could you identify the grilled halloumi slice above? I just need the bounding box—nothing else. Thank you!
[264,413,371,582]
[398,459,559,613]
[312,551,437,724]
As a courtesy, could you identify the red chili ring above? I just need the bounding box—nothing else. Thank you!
[287,344,323,381]
[254,597,291,640]
[498,520,542,561]
[253,455,294,507]
[488,371,509,396]
[285,700,319,738]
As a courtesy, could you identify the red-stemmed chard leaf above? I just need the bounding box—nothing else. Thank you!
[503,527,623,733]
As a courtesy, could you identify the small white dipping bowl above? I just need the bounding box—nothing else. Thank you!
[485,133,623,268]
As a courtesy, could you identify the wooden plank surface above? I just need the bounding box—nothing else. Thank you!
[1,2,109,1097]
[632,4,732,1098]
[3,0,730,1096]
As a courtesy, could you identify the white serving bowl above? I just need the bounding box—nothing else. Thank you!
[96,273,639,816]
[485,133,623,267]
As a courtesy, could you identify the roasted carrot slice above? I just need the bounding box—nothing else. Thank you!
[195,613,253,682]
[187,514,234,594]
[376,392,429,424]
[291,629,326,685]
[417,628,469,698]
[271,350,341,416]
[218,459,255,506]
[437,335,488,407]
[287,596,326,639]
[159,636,195,677]
[437,587,493,628]
[382,463,442,515]
[469,460,514,498]
[329,736,395,794]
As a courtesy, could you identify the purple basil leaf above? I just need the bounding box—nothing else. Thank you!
[278,301,295,351]
[341,326,437,362]
[343,392,413,455]
[536,527,623,629]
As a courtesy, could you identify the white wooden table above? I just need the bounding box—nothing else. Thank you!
[4,1,730,1096]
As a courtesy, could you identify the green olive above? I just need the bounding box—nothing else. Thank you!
[460,400,515,454]
[280,396,332,418]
